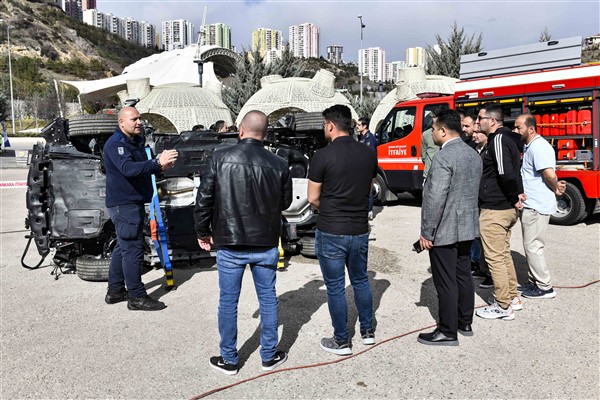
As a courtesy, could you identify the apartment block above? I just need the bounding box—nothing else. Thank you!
[82,10,156,48]
[139,21,156,48]
[406,47,426,67]
[387,60,406,82]
[201,23,232,49]
[162,19,195,51]
[327,45,343,65]
[252,28,283,58]
[289,23,320,59]
[359,47,386,82]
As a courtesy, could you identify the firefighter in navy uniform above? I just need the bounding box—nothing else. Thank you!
[103,106,178,311]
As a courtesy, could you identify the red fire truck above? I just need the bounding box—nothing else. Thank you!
[374,37,599,225]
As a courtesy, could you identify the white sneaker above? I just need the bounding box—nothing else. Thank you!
[476,302,515,320]
[487,295,523,311]
[511,296,523,311]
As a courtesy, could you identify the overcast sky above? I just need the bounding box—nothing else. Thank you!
[97,0,600,63]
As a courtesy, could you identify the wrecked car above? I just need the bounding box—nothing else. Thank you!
[23,112,326,281]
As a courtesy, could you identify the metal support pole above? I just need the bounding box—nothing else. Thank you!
[358,16,365,105]
[5,24,16,136]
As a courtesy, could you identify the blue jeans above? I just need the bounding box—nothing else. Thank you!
[470,239,481,263]
[108,204,146,298]
[315,229,373,342]
[216,246,280,365]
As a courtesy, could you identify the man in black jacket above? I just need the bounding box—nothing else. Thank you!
[475,103,524,321]
[194,110,293,375]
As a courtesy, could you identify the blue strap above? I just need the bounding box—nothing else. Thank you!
[145,147,175,289]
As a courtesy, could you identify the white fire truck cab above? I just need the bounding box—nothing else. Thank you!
[374,36,599,225]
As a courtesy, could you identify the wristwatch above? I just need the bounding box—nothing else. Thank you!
[156,156,162,169]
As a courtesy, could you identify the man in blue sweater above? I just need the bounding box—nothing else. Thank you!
[103,107,178,311]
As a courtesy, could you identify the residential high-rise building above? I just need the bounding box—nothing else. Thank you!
[83,10,155,48]
[139,21,157,48]
[289,23,320,59]
[252,28,283,58]
[81,0,95,11]
[327,45,343,64]
[406,47,426,67]
[386,60,406,82]
[62,0,82,21]
[124,17,140,46]
[359,47,386,82]
[162,19,195,51]
[199,23,232,49]
[107,14,125,38]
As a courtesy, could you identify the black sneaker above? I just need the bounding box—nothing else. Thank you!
[209,356,238,375]
[320,337,352,356]
[472,267,488,278]
[105,288,128,304]
[479,276,493,289]
[262,350,288,371]
[517,281,537,294]
[127,295,166,311]
[361,329,375,345]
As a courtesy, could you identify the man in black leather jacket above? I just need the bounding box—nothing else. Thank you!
[194,110,292,375]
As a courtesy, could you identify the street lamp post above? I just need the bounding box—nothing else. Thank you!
[0,20,16,139]
[358,15,365,105]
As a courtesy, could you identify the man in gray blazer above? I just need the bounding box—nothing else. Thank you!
[418,108,482,346]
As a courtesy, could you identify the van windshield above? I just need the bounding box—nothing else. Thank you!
[378,107,416,144]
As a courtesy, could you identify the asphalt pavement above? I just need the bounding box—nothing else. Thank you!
[1,167,598,399]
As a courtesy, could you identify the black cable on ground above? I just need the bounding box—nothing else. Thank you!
[190,279,600,400]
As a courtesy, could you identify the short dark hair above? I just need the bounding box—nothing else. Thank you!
[434,108,462,134]
[322,104,352,133]
[358,117,370,127]
[455,108,466,118]
[480,103,504,123]
[214,120,226,131]
[192,124,204,131]
[522,113,537,130]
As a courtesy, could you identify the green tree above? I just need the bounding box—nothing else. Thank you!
[270,46,306,78]
[345,93,380,120]
[223,48,272,119]
[0,91,8,121]
[426,22,483,78]
[539,26,552,42]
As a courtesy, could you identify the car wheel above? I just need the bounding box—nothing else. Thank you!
[294,112,325,131]
[299,236,316,258]
[373,174,388,206]
[550,182,587,225]
[69,114,118,138]
[75,254,110,282]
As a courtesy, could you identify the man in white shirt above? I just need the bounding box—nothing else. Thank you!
[514,114,566,299]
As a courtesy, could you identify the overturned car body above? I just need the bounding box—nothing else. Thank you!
[24,113,326,281]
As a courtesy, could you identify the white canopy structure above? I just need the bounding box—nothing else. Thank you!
[369,67,458,132]
[117,79,232,133]
[236,70,358,125]
[60,45,240,102]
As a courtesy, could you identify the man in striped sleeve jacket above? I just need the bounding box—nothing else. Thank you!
[475,103,524,321]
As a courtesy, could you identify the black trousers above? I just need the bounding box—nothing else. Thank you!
[429,241,475,338]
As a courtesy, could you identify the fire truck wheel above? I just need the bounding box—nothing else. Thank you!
[75,254,110,282]
[373,175,388,206]
[551,182,587,226]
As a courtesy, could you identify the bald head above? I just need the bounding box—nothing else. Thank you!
[118,106,142,137]
[239,111,268,140]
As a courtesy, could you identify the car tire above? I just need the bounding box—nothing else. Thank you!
[550,182,587,225]
[373,174,388,206]
[299,236,316,258]
[76,254,110,282]
[69,114,118,138]
[294,112,325,131]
